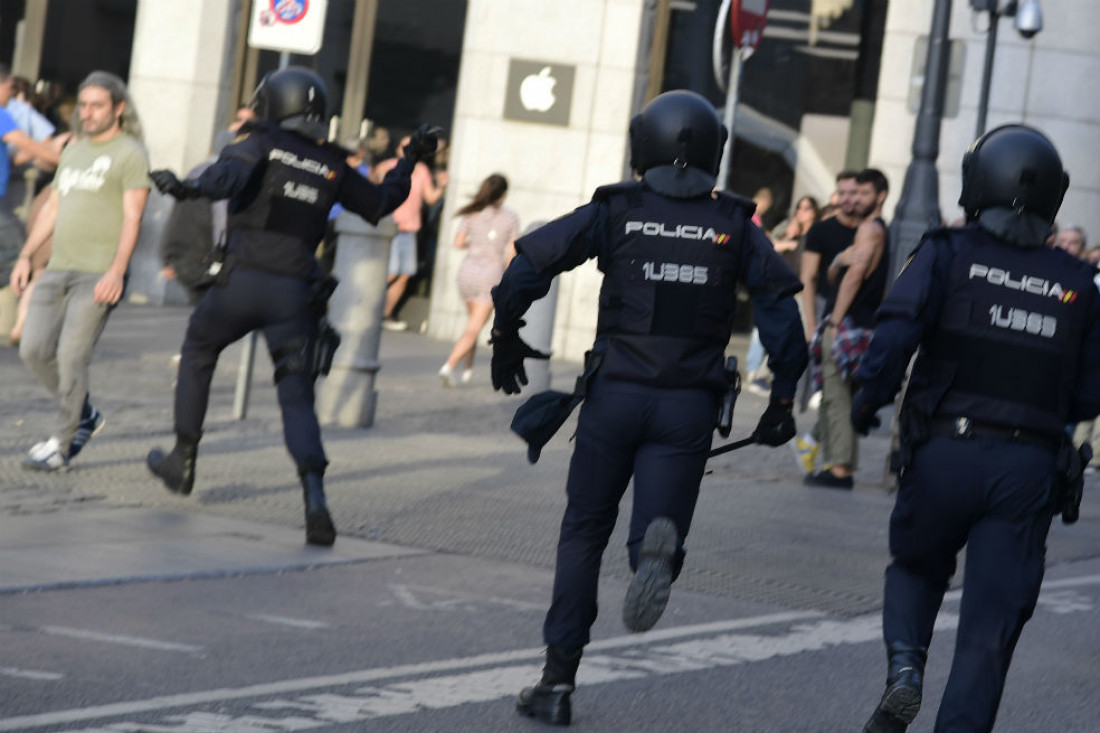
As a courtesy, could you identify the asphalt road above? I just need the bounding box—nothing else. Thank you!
[2,304,1100,732]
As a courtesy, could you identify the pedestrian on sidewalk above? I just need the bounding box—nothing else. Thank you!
[438,172,518,387]
[851,125,1100,733]
[146,67,436,547]
[802,168,890,490]
[9,70,149,471]
[370,132,447,331]
[491,90,807,726]
[792,170,859,477]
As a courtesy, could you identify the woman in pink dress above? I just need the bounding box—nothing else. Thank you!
[439,173,520,386]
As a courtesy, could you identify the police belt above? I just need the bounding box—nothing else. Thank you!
[928,417,1061,453]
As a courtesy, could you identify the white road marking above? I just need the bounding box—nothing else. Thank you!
[0,610,817,731]
[389,583,545,612]
[246,614,330,630]
[0,667,63,681]
[41,626,203,654]
[48,613,964,733]
[8,572,1100,731]
[941,572,1100,603]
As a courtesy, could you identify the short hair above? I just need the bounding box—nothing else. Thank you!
[836,169,858,183]
[856,167,889,195]
[1061,225,1088,247]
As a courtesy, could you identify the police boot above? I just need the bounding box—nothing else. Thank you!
[300,470,336,547]
[863,643,927,733]
[623,517,678,632]
[146,431,200,496]
[516,646,583,726]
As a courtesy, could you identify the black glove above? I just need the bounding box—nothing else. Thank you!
[490,329,550,395]
[150,169,201,200]
[753,396,796,447]
[850,389,882,436]
[403,124,443,165]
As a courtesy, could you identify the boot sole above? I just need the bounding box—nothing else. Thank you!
[880,683,921,724]
[623,517,678,632]
[863,683,922,733]
[306,509,336,547]
[516,688,571,726]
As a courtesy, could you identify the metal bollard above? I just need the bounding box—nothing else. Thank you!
[316,212,397,427]
[516,221,557,393]
[232,332,259,420]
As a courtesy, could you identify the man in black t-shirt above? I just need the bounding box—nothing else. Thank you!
[792,171,860,474]
[800,170,860,340]
[803,169,890,489]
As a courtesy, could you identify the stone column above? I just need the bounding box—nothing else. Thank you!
[316,213,397,428]
[124,0,239,306]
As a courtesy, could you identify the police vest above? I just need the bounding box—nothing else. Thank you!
[594,184,752,392]
[228,126,346,279]
[907,227,1095,436]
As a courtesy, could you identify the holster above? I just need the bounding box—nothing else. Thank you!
[890,405,929,474]
[1056,437,1090,525]
[195,234,233,290]
[308,274,339,316]
[716,355,741,438]
[311,318,341,379]
[574,348,604,399]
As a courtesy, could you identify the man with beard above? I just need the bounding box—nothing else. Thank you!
[793,170,858,479]
[10,71,149,471]
[803,168,890,489]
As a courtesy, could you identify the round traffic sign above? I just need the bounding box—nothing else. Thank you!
[730,0,770,52]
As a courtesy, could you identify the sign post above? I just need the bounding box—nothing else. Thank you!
[248,0,329,55]
[234,1,328,420]
[715,0,769,192]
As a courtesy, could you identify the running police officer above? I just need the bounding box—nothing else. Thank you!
[146,67,439,546]
[852,125,1100,733]
[491,90,808,726]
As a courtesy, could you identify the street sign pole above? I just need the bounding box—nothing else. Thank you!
[714,0,769,192]
[716,47,743,192]
[235,7,322,420]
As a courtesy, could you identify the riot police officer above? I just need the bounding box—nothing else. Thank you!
[852,125,1100,733]
[146,67,439,546]
[491,90,808,726]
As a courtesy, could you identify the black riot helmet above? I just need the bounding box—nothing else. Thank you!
[959,124,1069,224]
[629,90,728,185]
[249,66,329,140]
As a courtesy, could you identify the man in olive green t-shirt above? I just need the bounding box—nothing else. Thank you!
[8,70,150,471]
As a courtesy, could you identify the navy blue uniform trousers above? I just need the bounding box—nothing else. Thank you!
[884,434,1057,733]
[543,376,718,650]
[175,267,326,473]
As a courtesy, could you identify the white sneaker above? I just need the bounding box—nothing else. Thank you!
[439,363,456,388]
[461,369,473,385]
[29,438,54,460]
[808,391,822,410]
[22,437,68,472]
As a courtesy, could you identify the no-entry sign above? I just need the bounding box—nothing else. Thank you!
[248,0,329,55]
[730,0,770,52]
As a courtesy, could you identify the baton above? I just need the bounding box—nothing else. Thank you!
[707,434,756,458]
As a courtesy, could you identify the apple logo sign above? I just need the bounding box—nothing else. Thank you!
[519,67,557,113]
[505,59,573,126]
